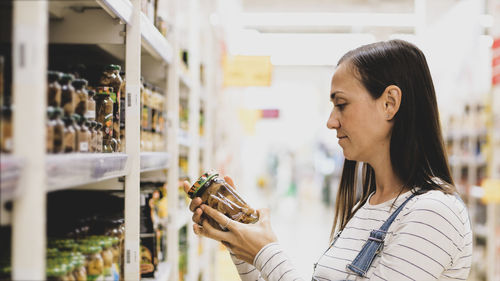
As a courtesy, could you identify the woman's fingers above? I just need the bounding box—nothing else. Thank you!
[195,219,234,244]
[183,180,191,194]
[189,197,202,212]
[200,204,239,232]
[192,207,203,224]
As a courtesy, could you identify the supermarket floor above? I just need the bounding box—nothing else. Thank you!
[216,188,334,280]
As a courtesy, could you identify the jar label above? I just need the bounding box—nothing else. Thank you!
[85,110,96,120]
[104,113,113,136]
[80,142,89,152]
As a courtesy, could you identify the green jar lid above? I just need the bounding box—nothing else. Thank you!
[0,264,11,275]
[111,236,119,246]
[188,170,218,198]
[46,248,60,258]
[111,64,121,71]
[46,264,65,277]
[48,71,62,82]
[60,74,75,84]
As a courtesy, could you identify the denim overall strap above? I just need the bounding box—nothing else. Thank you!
[346,193,417,277]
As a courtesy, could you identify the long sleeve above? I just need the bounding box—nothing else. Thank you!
[230,243,304,281]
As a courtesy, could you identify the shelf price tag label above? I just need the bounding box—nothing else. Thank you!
[223,55,272,87]
[481,179,500,203]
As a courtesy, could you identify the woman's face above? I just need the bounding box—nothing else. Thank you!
[327,62,392,163]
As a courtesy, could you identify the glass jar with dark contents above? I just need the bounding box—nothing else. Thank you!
[188,171,259,231]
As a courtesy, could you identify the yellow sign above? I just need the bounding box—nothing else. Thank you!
[481,179,500,204]
[223,55,272,87]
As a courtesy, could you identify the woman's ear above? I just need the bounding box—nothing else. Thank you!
[381,85,401,120]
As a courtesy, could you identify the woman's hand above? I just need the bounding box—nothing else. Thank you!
[182,176,278,264]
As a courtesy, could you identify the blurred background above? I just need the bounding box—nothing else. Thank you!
[1,0,499,281]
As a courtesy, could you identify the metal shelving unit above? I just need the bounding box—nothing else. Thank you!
[5,0,217,280]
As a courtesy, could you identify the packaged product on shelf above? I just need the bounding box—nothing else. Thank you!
[0,104,12,153]
[60,74,76,117]
[95,122,103,153]
[79,244,104,281]
[140,237,156,278]
[92,237,113,281]
[86,90,96,121]
[47,107,55,153]
[89,121,97,153]
[100,65,122,152]
[70,115,81,153]
[75,115,90,153]
[52,107,64,153]
[119,71,126,151]
[188,171,259,230]
[95,87,115,153]
[72,79,88,117]
[63,116,76,153]
[48,71,62,107]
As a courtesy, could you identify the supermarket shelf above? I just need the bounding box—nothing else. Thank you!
[0,155,24,202]
[96,0,133,24]
[200,137,206,150]
[142,261,172,281]
[178,129,191,147]
[200,86,207,102]
[46,154,128,192]
[177,209,190,230]
[180,72,193,89]
[448,154,487,167]
[140,152,170,172]
[141,13,173,64]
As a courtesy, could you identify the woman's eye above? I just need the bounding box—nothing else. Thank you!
[335,104,346,110]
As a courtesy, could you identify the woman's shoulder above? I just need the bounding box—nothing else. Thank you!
[403,189,470,234]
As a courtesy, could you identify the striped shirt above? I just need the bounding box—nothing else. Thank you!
[231,189,472,281]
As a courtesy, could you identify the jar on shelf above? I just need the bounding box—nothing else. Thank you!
[188,171,259,230]
[100,65,122,152]
[72,79,88,117]
[98,238,113,280]
[46,107,55,153]
[86,90,96,121]
[88,121,97,153]
[63,116,76,153]
[48,71,62,107]
[94,87,115,153]
[60,74,76,117]
[52,107,65,154]
[72,254,87,281]
[79,244,103,281]
[76,115,90,153]
[46,263,66,281]
[70,115,81,152]
[0,104,12,153]
[95,122,103,153]
[119,71,126,152]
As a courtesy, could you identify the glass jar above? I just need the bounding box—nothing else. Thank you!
[95,122,103,153]
[70,115,81,152]
[94,87,115,153]
[86,90,96,121]
[119,71,126,152]
[76,116,90,153]
[88,121,96,153]
[99,238,113,280]
[46,263,65,281]
[72,79,88,117]
[60,74,76,117]
[188,171,259,230]
[63,116,76,153]
[79,244,104,281]
[72,255,87,281]
[48,71,62,107]
[46,107,55,153]
[52,107,65,153]
[0,104,13,153]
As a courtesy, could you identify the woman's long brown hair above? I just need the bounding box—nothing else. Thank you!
[330,40,456,240]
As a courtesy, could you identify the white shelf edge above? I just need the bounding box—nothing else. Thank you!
[178,129,191,147]
[180,72,193,89]
[142,261,172,281]
[96,0,133,24]
[140,13,173,64]
[0,154,24,202]
[140,152,170,173]
[46,153,128,192]
[177,209,190,230]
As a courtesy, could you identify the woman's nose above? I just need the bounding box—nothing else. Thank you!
[326,111,340,130]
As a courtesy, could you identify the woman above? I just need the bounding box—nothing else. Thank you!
[183,39,472,280]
